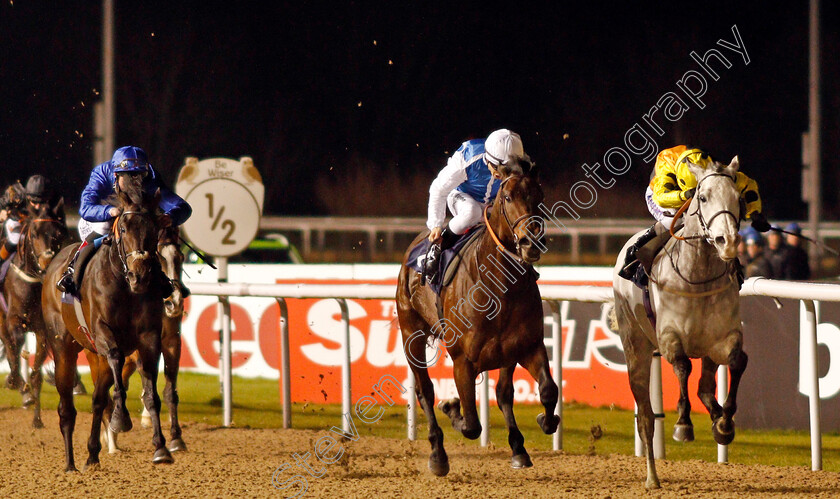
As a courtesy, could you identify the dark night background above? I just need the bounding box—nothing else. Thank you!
[1,1,838,220]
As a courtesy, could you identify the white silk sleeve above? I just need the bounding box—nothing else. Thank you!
[426,152,468,230]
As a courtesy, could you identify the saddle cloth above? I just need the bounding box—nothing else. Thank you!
[407,226,485,295]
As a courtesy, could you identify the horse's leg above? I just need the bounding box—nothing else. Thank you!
[619,319,659,489]
[53,338,80,472]
[439,358,481,440]
[104,344,132,434]
[403,327,448,476]
[496,365,532,468]
[520,346,560,435]
[29,317,49,429]
[85,355,114,471]
[700,348,748,446]
[671,353,694,442]
[137,331,173,464]
[2,318,24,391]
[162,323,186,451]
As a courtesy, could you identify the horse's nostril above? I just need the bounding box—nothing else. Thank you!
[715,236,726,245]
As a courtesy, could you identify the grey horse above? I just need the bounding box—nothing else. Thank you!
[611,158,747,489]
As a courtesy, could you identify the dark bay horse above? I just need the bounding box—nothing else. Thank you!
[0,196,68,428]
[612,159,746,489]
[41,187,173,471]
[96,225,188,454]
[397,163,559,476]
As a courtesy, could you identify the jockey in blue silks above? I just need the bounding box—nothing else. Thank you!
[422,129,527,282]
[57,146,192,297]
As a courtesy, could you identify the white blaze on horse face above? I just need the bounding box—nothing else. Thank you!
[700,170,740,261]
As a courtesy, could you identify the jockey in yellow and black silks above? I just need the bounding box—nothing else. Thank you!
[618,145,771,282]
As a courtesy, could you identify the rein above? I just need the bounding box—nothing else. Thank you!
[12,217,64,281]
[659,172,740,288]
[482,176,535,265]
[113,210,155,279]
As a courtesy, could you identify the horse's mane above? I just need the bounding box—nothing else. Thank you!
[107,175,160,214]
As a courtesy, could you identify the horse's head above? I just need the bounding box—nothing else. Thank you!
[115,187,162,294]
[23,196,67,274]
[687,157,741,261]
[491,158,545,264]
[158,225,185,317]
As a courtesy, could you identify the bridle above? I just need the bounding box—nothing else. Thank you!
[660,172,740,287]
[113,209,156,279]
[12,218,65,281]
[482,176,544,264]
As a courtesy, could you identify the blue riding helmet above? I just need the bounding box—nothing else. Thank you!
[112,146,150,174]
[785,222,802,235]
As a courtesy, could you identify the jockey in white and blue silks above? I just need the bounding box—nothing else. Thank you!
[423,129,526,280]
[57,145,192,297]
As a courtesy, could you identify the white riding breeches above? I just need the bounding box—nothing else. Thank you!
[645,186,676,228]
[4,218,22,245]
[78,219,112,241]
[446,190,485,235]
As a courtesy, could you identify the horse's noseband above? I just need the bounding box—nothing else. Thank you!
[690,173,741,243]
[115,210,156,278]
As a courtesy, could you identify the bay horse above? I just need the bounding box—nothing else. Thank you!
[0,195,68,428]
[41,186,173,471]
[611,158,746,489]
[97,225,188,454]
[397,162,559,476]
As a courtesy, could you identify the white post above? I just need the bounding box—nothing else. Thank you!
[551,300,563,451]
[406,367,416,440]
[218,257,232,427]
[276,298,291,429]
[651,352,665,459]
[801,299,822,470]
[479,372,490,447]
[338,299,351,433]
[717,365,729,463]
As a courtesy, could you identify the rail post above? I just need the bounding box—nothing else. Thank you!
[276,298,291,429]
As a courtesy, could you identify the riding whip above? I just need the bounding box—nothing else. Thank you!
[179,237,218,269]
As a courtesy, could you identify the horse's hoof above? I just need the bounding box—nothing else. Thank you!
[427,457,449,477]
[65,465,78,473]
[168,438,187,452]
[673,423,695,442]
[32,418,44,429]
[536,413,560,434]
[21,392,36,408]
[436,398,460,418]
[73,382,87,396]
[645,478,661,490]
[83,462,101,472]
[712,418,735,446]
[109,412,133,434]
[5,374,23,390]
[152,447,174,464]
[511,453,533,469]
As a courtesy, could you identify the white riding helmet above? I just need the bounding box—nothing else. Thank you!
[484,129,525,166]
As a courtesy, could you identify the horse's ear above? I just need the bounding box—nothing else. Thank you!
[153,187,162,205]
[686,161,706,183]
[527,161,539,181]
[728,155,740,173]
[52,196,64,213]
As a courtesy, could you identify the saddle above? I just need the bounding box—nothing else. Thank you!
[407,226,485,295]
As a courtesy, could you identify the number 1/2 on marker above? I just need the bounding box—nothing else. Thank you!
[206,193,225,230]
[205,192,237,244]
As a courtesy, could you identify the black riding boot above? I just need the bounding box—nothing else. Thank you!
[618,224,659,280]
[422,228,459,285]
[57,233,99,297]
